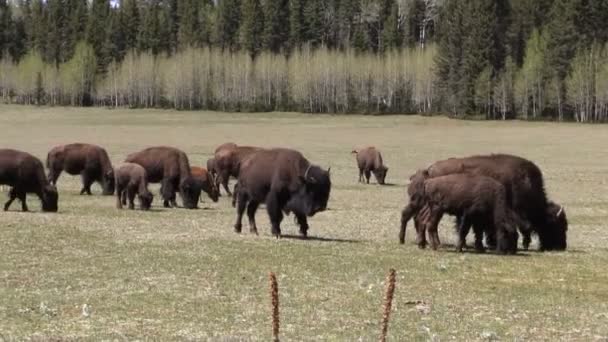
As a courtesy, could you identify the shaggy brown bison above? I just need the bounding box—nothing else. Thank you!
[352,147,388,184]
[124,146,200,209]
[114,163,153,210]
[401,170,518,254]
[423,154,567,251]
[191,166,219,203]
[233,148,331,238]
[0,149,58,212]
[47,143,115,195]
[214,145,262,196]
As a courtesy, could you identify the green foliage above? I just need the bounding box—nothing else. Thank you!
[262,0,289,54]
[240,0,264,59]
[216,0,241,51]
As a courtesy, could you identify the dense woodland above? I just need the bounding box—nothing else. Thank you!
[0,0,608,121]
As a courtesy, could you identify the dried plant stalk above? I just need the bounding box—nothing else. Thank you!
[269,272,280,342]
[380,269,397,342]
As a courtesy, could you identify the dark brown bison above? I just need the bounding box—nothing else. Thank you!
[402,170,518,254]
[214,145,262,196]
[191,166,219,203]
[0,149,58,212]
[114,163,153,210]
[46,143,115,195]
[124,146,200,209]
[233,148,331,238]
[426,154,566,251]
[352,147,388,184]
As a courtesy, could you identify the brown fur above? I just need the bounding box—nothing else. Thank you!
[352,147,388,185]
[191,166,219,203]
[46,143,115,195]
[402,170,518,254]
[233,148,331,238]
[214,145,263,196]
[124,146,199,209]
[114,162,153,210]
[0,149,58,212]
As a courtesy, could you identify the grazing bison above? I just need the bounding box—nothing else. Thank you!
[233,148,331,238]
[424,154,566,251]
[46,143,115,195]
[352,147,388,184]
[402,170,518,254]
[0,149,58,212]
[214,145,262,196]
[191,166,219,203]
[114,163,153,210]
[124,146,200,209]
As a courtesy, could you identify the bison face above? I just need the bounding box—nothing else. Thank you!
[373,166,388,185]
[203,176,219,203]
[42,185,58,212]
[180,177,201,209]
[102,169,115,195]
[139,191,154,210]
[543,202,568,250]
[300,166,331,216]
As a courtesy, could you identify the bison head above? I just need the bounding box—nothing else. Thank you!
[206,158,216,175]
[42,185,58,212]
[102,169,115,195]
[179,176,202,209]
[291,165,331,217]
[373,165,388,185]
[139,191,154,210]
[406,169,429,208]
[202,174,220,203]
[541,201,568,251]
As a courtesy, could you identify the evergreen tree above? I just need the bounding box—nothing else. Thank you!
[87,0,112,71]
[120,0,140,52]
[196,0,214,47]
[380,1,402,52]
[0,0,13,57]
[262,0,289,53]
[138,0,171,55]
[545,0,578,81]
[216,0,241,51]
[303,0,324,47]
[177,0,200,48]
[240,0,264,59]
[289,0,306,50]
[336,0,359,50]
[45,0,70,65]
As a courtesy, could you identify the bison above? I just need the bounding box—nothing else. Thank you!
[352,147,388,185]
[114,163,153,210]
[233,148,331,238]
[191,166,219,203]
[46,143,115,195]
[0,149,58,212]
[424,154,566,251]
[214,145,262,196]
[124,146,200,209]
[401,170,518,254]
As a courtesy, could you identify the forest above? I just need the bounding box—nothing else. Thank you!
[0,0,607,122]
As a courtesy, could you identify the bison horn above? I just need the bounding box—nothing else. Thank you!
[304,164,312,179]
[327,167,331,174]
[556,206,564,217]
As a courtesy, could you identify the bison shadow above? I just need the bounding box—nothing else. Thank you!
[280,234,361,243]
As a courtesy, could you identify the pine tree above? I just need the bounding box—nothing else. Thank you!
[262,0,289,53]
[0,0,13,57]
[216,0,241,51]
[545,0,578,81]
[240,0,264,59]
[289,0,306,50]
[138,0,170,55]
[177,0,200,48]
[303,0,324,47]
[196,0,214,47]
[45,0,70,65]
[336,0,359,50]
[87,0,112,71]
[66,0,88,59]
[120,0,140,52]
[380,1,402,52]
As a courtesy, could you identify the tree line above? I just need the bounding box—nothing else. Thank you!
[0,0,607,122]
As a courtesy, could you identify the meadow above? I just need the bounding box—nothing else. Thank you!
[0,104,607,341]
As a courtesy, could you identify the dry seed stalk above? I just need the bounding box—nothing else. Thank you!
[269,272,280,342]
[379,268,396,342]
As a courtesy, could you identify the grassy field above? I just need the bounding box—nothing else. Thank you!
[1,104,607,341]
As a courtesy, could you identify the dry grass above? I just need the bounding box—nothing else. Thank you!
[0,104,607,340]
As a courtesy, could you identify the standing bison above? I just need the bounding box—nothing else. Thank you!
[124,146,200,209]
[46,143,115,195]
[352,147,388,185]
[0,149,58,212]
[233,148,331,238]
[424,154,567,251]
[214,144,262,196]
[402,170,519,253]
[191,166,219,203]
[114,163,153,210]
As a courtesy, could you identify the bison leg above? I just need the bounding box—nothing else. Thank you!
[234,192,248,233]
[127,184,137,210]
[160,179,177,208]
[80,172,93,195]
[219,171,232,196]
[246,200,260,235]
[457,215,473,253]
[266,194,284,238]
[399,204,417,244]
[521,230,531,250]
[295,212,309,238]
[231,183,239,208]
[427,207,443,250]
[4,188,17,211]
[358,168,363,183]
[116,184,124,209]
[48,169,61,186]
[364,170,371,184]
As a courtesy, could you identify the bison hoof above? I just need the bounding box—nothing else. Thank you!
[234,224,242,233]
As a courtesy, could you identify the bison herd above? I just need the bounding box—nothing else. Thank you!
[0,143,568,254]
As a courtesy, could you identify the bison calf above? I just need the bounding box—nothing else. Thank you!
[47,143,115,195]
[352,147,388,185]
[115,163,153,210]
[0,149,58,212]
[191,166,219,203]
